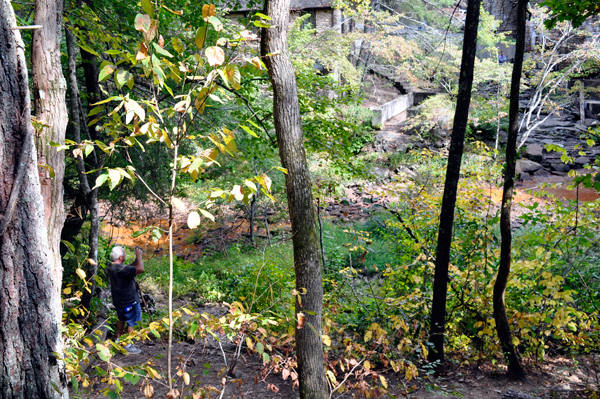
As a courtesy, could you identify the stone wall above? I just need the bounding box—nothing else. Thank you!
[371,93,414,129]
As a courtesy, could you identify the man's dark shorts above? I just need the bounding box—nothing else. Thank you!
[116,302,142,327]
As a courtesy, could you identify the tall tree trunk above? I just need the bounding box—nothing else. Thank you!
[32,0,68,324]
[494,0,528,379]
[77,0,102,140]
[261,1,328,397]
[65,27,100,313]
[0,2,68,397]
[428,0,482,370]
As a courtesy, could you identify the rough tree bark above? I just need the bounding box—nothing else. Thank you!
[32,0,68,322]
[428,0,482,370]
[494,0,528,380]
[261,0,328,397]
[0,1,68,397]
[65,27,100,312]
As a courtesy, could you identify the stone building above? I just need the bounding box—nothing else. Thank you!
[225,0,342,33]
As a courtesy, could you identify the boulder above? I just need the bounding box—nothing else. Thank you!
[574,156,591,167]
[551,163,570,173]
[370,167,391,179]
[516,159,543,174]
[395,165,417,179]
[372,131,411,153]
[524,143,544,162]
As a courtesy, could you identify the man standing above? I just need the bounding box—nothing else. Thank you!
[107,245,144,354]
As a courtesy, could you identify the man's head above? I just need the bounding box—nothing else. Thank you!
[111,246,126,264]
[500,51,505,55]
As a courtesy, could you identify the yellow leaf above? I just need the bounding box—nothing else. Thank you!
[363,360,371,370]
[187,211,201,229]
[364,330,373,342]
[202,4,216,17]
[322,335,331,347]
[183,372,190,385]
[326,370,336,385]
[379,375,388,389]
[63,287,72,295]
[76,268,86,280]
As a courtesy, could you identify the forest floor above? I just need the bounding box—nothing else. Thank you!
[89,307,600,399]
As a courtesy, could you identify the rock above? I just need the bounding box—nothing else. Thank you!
[395,165,417,179]
[524,143,544,161]
[502,389,539,399]
[533,168,549,177]
[370,167,391,179]
[551,163,570,172]
[372,196,379,202]
[372,131,411,153]
[516,159,543,174]
[574,156,591,166]
[520,173,532,181]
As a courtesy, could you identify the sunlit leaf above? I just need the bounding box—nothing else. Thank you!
[205,46,224,66]
[187,211,201,228]
[134,13,151,33]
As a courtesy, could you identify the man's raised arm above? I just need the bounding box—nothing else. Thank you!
[131,246,144,275]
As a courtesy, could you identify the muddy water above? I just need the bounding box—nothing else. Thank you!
[518,174,599,203]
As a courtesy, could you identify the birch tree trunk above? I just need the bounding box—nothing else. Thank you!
[428,0,482,370]
[261,1,328,397]
[32,0,68,319]
[494,0,528,379]
[0,1,68,397]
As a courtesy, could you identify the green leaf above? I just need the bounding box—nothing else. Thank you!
[108,169,122,191]
[240,125,259,138]
[132,226,152,237]
[88,105,105,117]
[96,343,111,361]
[71,374,79,393]
[78,44,99,56]
[99,64,116,82]
[93,173,109,189]
[152,42,174,58]
[61,240,76,253]
[208,16,223,32]
[152,227,162,242]
[199,209,215,222]
[115,69,131,90]
[195,25,208,50]
[254,12,272,20]
[91,96,120,106]
[253,20,271,28]
[84,144,94,157]
[141,0,154,17]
